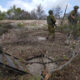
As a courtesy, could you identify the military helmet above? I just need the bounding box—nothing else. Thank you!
[74,6,79,9]
[48,10,53,14]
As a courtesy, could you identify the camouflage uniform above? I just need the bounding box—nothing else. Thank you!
[68,6,79,40]
[47,10,56,40]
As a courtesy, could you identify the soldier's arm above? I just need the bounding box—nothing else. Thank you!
[71,14,75,19]
[52,16,56,23]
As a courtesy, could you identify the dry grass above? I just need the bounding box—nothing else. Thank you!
[0,20,80,80]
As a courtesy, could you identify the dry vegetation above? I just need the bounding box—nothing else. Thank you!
[0,20,80,80]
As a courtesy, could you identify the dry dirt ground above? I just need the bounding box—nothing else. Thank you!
[0,20,80,80]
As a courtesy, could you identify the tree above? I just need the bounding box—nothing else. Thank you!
[6,5,16,19]
[20,10,31,20]
[30,9,37,19]
[0,11,6,20]
[0,4,46,20]
[6,5,31,20]
[30,4,46,20]
[53,6,63,19]
[36,4,45,19]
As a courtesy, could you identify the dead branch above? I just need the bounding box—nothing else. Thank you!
[50,40,80,74]
[50,50,78,74]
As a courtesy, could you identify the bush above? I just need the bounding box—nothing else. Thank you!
[17,23,25,27]
[0,23,13,35]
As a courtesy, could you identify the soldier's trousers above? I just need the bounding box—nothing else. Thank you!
[68,23,78,40]
[48,25,55,39]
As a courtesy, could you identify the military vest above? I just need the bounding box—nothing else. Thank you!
[68,10,78,24]
[47,15,55,25]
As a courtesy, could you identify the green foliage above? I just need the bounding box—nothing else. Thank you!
[29,76,34,80]
[63,55,67,59]
[57,24,71,33]
[0,12,6,20]
[16,8,22,14]
[77,56,80,61]
[58,22,80,38]
[29,75,41,80]
[77,16,80,22]
[76,23,80,36]
[0,23,13,35]
[17,23,25,27]
[0,4,46,20]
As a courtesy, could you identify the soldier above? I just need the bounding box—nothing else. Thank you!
[47,10,56,40]
[68,6,79,40]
